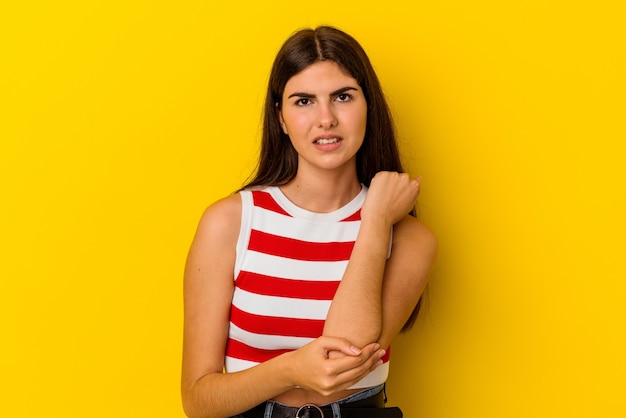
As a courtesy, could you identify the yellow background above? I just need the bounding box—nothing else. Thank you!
[1,1,624,417]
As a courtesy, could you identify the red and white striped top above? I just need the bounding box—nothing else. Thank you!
[225,186,390,389]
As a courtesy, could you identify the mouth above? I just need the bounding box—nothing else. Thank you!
[314,137,341,145]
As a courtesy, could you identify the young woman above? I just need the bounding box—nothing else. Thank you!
[182,26,437,418]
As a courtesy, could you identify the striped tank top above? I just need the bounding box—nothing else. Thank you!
[225,185,390,389]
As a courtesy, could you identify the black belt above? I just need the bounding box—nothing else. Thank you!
[241,390,402,418]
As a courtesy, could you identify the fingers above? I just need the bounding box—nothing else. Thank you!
[372,171,421,198]
[334,342,363,357]
[317,336,364,357]
[326,342,385,374]
[328,344,386,389]
[330,343,384,372]
[326,341,379,359]
[293,338,386,395]
[363,171,422,224]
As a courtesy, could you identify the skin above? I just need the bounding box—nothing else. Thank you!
[181,61,437,418]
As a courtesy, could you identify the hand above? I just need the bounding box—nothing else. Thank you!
[288,337,385,396]
[361,172,421,226]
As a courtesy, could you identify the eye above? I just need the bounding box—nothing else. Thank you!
[335,93,353,102]
[295,98,312,106]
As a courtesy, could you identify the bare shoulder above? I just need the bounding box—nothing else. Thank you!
[393,215,438,258]
[193,193,242,245]
[198,193,242,229]
[185,193,242,283]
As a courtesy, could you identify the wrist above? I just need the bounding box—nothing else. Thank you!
[274,349,299,390]
[359,215,393,237]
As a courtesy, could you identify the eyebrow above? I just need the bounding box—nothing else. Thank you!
[287,86,359,99]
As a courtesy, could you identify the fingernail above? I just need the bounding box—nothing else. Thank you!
[378,349,386,358]
[350,346,362,355]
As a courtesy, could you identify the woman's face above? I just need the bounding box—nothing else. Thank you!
[278,61,367,176]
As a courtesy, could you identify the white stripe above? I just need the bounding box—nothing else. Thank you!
[241,251,348,282]
[229,322,314,350]
[234,191,253,279]
[225,356,389,388]
[252,207,360,243]
[267,186,368,223]
[232,288,331,320]
[224,356,258,372]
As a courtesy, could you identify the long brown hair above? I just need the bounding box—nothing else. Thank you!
[244,25,406,188]
[243,26,421,330]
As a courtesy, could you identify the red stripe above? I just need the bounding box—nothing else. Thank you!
[252,191,291,216]
[382,346,391,362]
[340,209,361,222]
[230,305,324,338]
[236,271,340,300]
[249,230,354,261]
[226,338,292,363]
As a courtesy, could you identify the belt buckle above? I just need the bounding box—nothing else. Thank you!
[295,403,324,418]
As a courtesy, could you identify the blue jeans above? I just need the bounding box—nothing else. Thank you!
[233,384,385,418]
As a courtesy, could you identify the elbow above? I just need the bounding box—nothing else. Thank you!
[182,387,228,418]
[181,384,210,418]
[181,394,200,418]
[182,403,212,418]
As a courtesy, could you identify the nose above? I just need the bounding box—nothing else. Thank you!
[316,102,337,129]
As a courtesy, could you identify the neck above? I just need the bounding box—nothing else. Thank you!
[280,168,362,213]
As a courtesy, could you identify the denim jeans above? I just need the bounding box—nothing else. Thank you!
[233,384,385,418]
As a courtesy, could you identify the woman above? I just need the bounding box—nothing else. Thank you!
[182,26,437,418]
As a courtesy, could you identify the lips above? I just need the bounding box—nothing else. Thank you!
[312,135,343,152]
[313,134,343,144]
[314,137,340,145]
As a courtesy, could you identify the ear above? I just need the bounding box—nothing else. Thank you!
[275,103,288,134]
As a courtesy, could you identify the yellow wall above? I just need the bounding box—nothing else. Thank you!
[1,1,624,417]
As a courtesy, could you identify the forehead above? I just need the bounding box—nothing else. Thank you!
[283,61,359,93]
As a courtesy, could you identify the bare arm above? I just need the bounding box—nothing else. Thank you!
[323,172,437,350]
[378,215,437,349]
[181,195,385,418]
